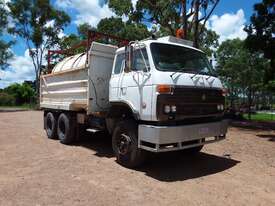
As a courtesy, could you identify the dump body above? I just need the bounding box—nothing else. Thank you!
[40,42,117,113]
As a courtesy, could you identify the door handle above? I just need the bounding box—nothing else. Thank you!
[120,87,127,95]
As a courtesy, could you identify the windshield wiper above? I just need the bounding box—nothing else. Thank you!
[191,72,200,79]
[170,68,200,79]
[170,71,181,78]
[191,71,215,81]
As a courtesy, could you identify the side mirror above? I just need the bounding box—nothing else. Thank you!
[125,45,133,73]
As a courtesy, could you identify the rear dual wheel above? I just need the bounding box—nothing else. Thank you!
[45,112,58,139]
[57,113,76,144]
[45,112,76,144]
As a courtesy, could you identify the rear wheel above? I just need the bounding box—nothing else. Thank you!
[112,120,146,168]
[57,113,76,144]
[45,112,57,139]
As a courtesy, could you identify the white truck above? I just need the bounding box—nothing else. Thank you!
[41,32,228,168]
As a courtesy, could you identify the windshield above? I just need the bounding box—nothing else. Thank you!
[150,43,214,75]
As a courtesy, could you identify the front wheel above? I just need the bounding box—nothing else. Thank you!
[112,120,146,168]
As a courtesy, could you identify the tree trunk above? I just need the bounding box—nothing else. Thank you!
[230,86,234,108]
[181,0,187,39]
[248,87,252,120]
[271,57,275,81]
[193,0,200,48]
[35,72,40,107]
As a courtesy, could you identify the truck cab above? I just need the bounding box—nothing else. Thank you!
[108,36,227,164]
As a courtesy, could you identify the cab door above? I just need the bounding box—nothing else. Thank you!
[119,47,153,121]
[109,53,124,102]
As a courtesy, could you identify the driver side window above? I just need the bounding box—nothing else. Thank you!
[132,48,149,72]
[114,54,125,74]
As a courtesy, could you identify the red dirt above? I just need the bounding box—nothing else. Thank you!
[0,111,274,206]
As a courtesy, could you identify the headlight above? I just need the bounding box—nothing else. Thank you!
[217,104,224,111]
[171,105,177,113]
[164,105,171,114]
[164,105,177,114]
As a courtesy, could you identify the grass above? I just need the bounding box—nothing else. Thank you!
[243,113,275,121]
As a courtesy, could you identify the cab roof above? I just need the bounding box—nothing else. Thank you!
[116,35,204,54]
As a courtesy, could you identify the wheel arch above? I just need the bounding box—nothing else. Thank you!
[108,101,140,120]
[106,102,140,134]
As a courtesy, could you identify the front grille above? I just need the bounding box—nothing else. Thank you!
[173,87,223,103]
[177,103,219,116]
[157,87,224,120]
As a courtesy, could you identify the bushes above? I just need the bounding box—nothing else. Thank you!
[4,83,35,105]
[0,82,35,106]
[0,92,16,106]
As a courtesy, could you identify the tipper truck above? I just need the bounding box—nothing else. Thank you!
[41,31,228,168]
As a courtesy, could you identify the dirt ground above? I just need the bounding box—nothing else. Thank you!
[0,111,274,206]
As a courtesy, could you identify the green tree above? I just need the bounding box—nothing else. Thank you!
[216,39,267,119]
[0,0,13,69]
[78,23,95,39]
[97,17,150,41]
[0,92,16,106]
[108,0,220,49]
[244,0,275,83]
[59,17,150,53]
[4,82,35,105]
[7,0,70,95]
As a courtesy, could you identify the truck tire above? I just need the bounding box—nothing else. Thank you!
[57,113,76,145]
[45,112,57,139]
[112,120,146,168]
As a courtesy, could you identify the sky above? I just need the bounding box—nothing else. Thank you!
[0,0,261,88]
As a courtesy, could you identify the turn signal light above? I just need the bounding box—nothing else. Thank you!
[157,85,173,94]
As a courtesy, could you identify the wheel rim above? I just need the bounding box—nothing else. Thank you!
[117,133,131,155]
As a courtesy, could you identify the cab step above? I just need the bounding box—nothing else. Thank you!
[86,128,102,133]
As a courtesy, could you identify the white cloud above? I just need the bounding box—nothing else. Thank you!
[3,0,10,11]
[187,9,203,21]
[44,20,66,38]
[56,0,114,27]
[0,50,35,88]
[45,20,55,28]
[1,0,16,30]
[207,9,247,42]
[132,0,138,10]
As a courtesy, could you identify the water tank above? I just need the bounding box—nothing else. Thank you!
[52,53,87,73]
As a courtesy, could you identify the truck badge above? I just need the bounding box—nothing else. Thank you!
[202,94,206,101]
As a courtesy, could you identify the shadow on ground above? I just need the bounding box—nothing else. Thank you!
[257,134,275,142]
[138,152,240,182]
[75,132,240,182]
[75,132,114,158]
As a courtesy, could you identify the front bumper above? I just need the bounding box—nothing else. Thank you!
[138,120,228,152]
